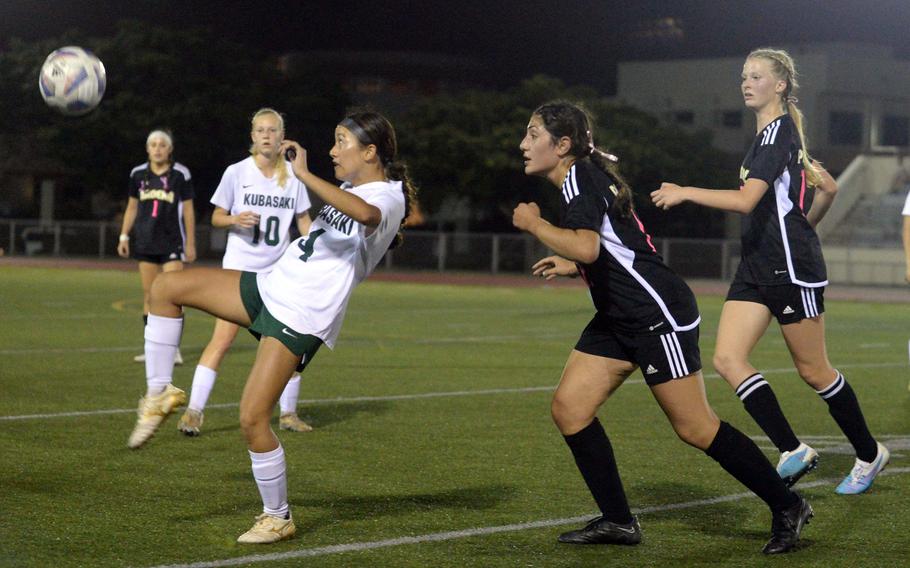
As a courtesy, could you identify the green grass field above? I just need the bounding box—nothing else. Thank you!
[1,266,908,567]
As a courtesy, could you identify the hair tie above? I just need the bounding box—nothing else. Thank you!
[785,95,799,105]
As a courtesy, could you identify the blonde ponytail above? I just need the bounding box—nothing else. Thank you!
[748,48,823,188]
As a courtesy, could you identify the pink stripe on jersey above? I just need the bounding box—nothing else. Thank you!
[152,200,159,218]
[799,170,806,212]
[631,211,657,253]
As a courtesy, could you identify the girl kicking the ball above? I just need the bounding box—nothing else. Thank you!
[126,110,416,544]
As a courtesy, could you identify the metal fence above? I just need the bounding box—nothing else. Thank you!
[1,218,906,286]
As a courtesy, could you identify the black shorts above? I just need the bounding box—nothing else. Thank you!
[575,314,702,386]
[726,277,825,325]
[133,249,183,264]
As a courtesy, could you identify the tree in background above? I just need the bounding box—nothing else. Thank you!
[0,21,348,219]
[398,75,738,237]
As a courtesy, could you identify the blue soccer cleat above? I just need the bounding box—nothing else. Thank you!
[776,443,819,487]
[835,443,890,495]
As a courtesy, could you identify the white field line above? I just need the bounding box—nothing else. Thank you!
[1,361,905,422]
[145,467,910,568]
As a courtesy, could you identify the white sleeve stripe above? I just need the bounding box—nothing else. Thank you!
[561,165,580,203]
[768,120,781,145]
[568,166,579,200]
[173,162,192,181]
[760,119,781,146]
[130,163,149,176]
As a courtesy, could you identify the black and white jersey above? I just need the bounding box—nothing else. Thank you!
[128,162,194,255]
[561,159,700,335]
[739,114,827,287]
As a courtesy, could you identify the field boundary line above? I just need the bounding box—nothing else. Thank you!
[144,467,910,568]
[1,361,905,422]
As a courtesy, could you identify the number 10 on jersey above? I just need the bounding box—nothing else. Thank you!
[252,216,280,246]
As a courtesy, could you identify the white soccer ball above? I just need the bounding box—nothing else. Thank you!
[38,46,106,116]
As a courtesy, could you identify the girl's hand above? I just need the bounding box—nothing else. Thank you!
[531,255,578,280]
[280,140,309,180]
[117,240,129,258]
[651,183,687,210]
[512,202,542,232]
[233,211,260,228]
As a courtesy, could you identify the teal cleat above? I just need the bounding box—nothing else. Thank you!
[776,443,819,487]
[835,443,890,495]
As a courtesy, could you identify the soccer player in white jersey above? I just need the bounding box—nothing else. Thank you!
[176,108,314,437]
[126,110,415,545]
[652,48,888,495]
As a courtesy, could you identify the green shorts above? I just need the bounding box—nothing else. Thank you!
[240,271,321,372]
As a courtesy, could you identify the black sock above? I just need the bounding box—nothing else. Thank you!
[735,374,800,453]
[563,418,633,525]
[816,371,878,462]
[705,421,798,512]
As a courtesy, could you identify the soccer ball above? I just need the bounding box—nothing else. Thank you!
[38,46,106,116]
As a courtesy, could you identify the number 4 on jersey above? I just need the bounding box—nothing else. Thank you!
[297,229,326,262]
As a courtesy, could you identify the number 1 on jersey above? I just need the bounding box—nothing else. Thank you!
[297,228,326,261]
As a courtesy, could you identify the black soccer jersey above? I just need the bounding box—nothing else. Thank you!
[739,114,827,287]
[560,160,700,334]
[128,162,194,256]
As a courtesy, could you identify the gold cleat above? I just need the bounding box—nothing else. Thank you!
[127,384,186,449]
[237,513,296,544]
[279,412,313,432]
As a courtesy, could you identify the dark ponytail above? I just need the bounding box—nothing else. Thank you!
[533,101,634,218]
[385,161,417,248]
[340,109,419,248]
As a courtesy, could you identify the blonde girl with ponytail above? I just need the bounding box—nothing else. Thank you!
[652,48,888,496]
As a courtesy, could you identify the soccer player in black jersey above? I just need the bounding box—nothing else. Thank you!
[118,130,196,364]
[514,100,810,554]
[652,48,889,495]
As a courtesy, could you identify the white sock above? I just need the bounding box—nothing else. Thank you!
[279,375,301,414]
[249,445,289,518]
[144,314,183,397]
[188,365,217,411]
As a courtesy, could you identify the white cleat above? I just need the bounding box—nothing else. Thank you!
[127,384,187,449]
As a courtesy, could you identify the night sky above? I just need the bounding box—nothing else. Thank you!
[3,0,910,92]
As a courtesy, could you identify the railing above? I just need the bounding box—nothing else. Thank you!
[0,218,906,286]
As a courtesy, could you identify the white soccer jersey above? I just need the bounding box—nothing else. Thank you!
[258,180,406,348]
[210,157,311,272]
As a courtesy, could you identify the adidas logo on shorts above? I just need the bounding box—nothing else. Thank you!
[782,305,795,315]
[645,365,658,375]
